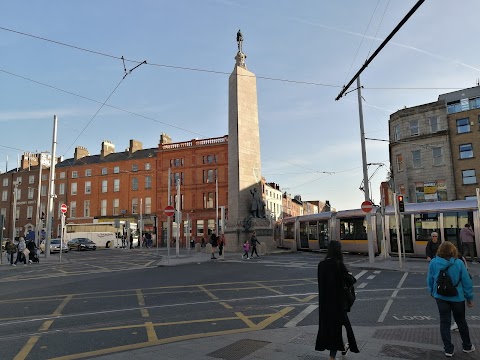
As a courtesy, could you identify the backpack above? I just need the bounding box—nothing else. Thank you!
[436,262,460,297]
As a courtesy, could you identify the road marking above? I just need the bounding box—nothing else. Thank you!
[367,275,375,280]
[374,271,381,274]
[354,270,368,280]
[197,285,218,299]
[235,312,257,328]
[136,289,149,318]
[357,282,368,289]
[377,272,408,323]
[254,282,284,295]
[284,304,318,328]
[13,336,39,360]
[290,294,317,302]
[145,321,158,342]
[144,260,155,267]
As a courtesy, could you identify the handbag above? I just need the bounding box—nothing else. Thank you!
[343,272,357,312]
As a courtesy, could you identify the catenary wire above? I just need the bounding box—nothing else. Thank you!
[366,0,391,59]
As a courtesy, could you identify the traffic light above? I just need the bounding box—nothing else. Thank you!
[173,212,176,223]
[398,195,405,213]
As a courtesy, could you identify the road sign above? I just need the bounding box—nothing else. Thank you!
[361,200,373,213]
[60,203,67,213]
[164,205,175,217]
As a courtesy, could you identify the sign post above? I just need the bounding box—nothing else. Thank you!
[361,200,373,213]
[164,205,174,264]
[60,204,67,263]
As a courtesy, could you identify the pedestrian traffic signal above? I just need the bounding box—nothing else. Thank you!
[398,195,405,212]
[173,212,176,223]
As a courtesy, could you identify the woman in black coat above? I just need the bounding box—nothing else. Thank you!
[316,240,359,359]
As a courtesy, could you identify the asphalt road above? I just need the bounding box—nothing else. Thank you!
[0,250,478,360]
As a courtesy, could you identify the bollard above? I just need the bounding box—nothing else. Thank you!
[195,243,201,252]
[205,243,212,255]
[259,242,267,255]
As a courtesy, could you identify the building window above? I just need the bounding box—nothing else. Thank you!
[145,163,151,171]
[2,178,8,187]
[16,189,21,200]
[40,203,45,217]
[203,155,217,164]
[59,183,65,195]
[196,220,204,236]
[412,150,422,168]
[114,179,120,192]
[101,180,108,193]
[15,207,20,221]
[29,175,35,184]
[145,197,152,214]
[145,176,152,189]
[85,169,92,177]
[447,101,461,114]
[84,200,90,217]
[71,183,77,195]
[16,176,22,185]
[429,116,438,133]
[432,147,443,166]
[70,201,77,218]
[469,97,480,109]
[396,154,403,172]
[203,169,217,183]
[113,199,119,215]
[132,177,138,191]
[42,174,47,181]
[2,190,7,201]
[172,172,184,185]
[132,164,138,172]
[27,206,33,219]
[457,118,470,133]
[393,124,400,141]
[101,167,107,175]
[28,188,35,199]
[113,166,120,174]
[59,172,66,179]
[101,199,107,216]
[409,120,419,136]
[462,169,477,185]
[41,185,46,196]
[170,158,183,167]
[0,208,5,217]
[203,192,214,208]
[85,181,91,194]
[132,198,138,214]
[459,144,473,159]
[72,171,78,179]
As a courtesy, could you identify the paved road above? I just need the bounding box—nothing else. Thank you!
[0,251,478,359]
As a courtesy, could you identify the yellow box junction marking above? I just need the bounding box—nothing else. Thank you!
[136,289,149,318]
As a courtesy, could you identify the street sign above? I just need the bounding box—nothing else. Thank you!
[60,203,67,213]
[361,200,373,213]
[164,205,175,217]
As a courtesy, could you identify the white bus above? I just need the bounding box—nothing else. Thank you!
[64,222,139,248]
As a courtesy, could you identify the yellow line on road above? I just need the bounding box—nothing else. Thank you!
[254,306,294,330]
[144,260,155,267]
[197,285,218,300]
[136,289,149,317]
[219,301,233,309]
[234,312,257,328]
[290,294,317,302]
[145,321,158,342]
[254,282,284,295]
[13,336,39,360]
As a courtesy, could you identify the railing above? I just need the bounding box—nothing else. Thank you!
[161,136,228,149]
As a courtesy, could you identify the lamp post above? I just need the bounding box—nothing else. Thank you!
[35,154,45,248]
[11,181,19,242]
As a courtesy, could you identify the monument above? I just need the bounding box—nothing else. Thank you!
[226,30,273,252]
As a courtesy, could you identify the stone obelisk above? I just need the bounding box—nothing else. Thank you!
[227,30,270,251]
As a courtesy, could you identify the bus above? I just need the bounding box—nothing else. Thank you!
[64,222,139,248]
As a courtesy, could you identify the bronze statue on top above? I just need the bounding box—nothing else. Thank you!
[250,187,265,218]
[237,29,243,52]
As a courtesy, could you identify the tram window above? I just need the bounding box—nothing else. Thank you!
[340,218,367,240]
[308,221,318,240]
[414,213,439,241]
[319,221,329,248]
[444,211,470,250]
[285,223,295,239]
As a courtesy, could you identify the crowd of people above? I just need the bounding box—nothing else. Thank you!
[3,237,39,266]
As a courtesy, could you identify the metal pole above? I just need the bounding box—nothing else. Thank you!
[45,115,58,259]
[167,168,171,263]
[393,192,403,268]
[11,182,18,242]
[35,156,43,248]
[215,177,219,235]
[176,178,180,256]
[186,212,190,252]
[60,213,65,263]
[0,215,4,264]
[139,198,143,249]
[357,77,374,263]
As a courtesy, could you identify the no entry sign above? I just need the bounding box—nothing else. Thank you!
[60,203,67,213]
[164,205,175,216]
[361,200,373,213]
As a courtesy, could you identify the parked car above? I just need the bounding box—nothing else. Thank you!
[67,238,97,251]
[39,239,68,253]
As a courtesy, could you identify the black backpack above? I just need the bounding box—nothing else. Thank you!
[436,262,460,297]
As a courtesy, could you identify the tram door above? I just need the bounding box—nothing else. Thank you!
[299,221,309,249]
[318,221,329,249]
[444,211,470,250]
[388,214,414,253]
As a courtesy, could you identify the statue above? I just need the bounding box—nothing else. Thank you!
[250,187,265,218]
[236,29,243,53]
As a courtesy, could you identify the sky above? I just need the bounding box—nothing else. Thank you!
[1,0,480,211]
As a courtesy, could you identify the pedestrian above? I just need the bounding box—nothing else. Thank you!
[242,239,250,259]
[129,234,133,249]
[14,237,27,266]
[451,255,470,332]
[316,241,359,359]
[218,234,225,257]
[250,231,260,258]
[121,234,126,248]
[5,239,16,266]
[210,233,218,259]
[26,240,36,264]
[201,237,205,247]
[190,237,195,248]
[427,241,475,357]
[426,231,440,261]
[460,223,477,264]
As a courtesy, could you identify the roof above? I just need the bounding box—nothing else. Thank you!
[57,148,156,168]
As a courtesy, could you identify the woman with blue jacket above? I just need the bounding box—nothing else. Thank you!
[427,241,475,357]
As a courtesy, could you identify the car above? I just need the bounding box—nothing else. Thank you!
[39,239,69,254]
[67,238,97,251]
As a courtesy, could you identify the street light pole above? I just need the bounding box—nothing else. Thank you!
[35,155,43,248]
[45,115,58,259]
[11,181,19,242]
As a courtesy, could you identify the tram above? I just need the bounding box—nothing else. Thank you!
[275,199,480,257]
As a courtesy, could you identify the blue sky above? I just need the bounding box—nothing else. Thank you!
[1,0,479,210]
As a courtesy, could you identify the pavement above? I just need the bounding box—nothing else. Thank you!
[1,248,479,359]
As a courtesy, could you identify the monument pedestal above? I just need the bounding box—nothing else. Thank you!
[225,218,274,253]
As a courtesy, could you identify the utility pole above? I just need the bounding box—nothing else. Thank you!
[0,214,5,264]
[11,181,19,242]
[139,198,143,249]
[167,168,171,262]
[45,115,58,259]
[176,178,181,256]
[215,177,219,235]
[35,154,44,248]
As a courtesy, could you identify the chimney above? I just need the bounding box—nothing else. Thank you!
[74,146,89,161]
[159,133,172,145]
[129,140,143,156]
[21,152,40,170]
[100,140,115,159]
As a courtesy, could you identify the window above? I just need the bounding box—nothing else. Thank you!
[132,177,138,191]
[60,172,66,179]
[71,183,77,195]
[72,171,78,179]
[40,203,45,216]
[203,155,217,164]
[101,167,108,175]
[0,208,5,217]
[196,220,204,236]
[469,97,480,109]
[145,163,151,171]
[460,144,473,159]
[59,183,65,195]
[114,179,120,192]
[145,197,151,214]
[396,155,404,171]
[113,166,120,174]
[17,189,21,200]
[132,198,138,214]
[4,190,9,200]
[15,207,20,221]
[41,185,47,196]
[203,192,214,208]
[171,172,184,185]
[203,169,217,183]
[429,116,438,133]
[85,169,92,177]
[70,201,77,218]
[145,176,152,189]
[412,150,422,168]
[28,188,34,199]
[42,174,47,181]
[447,101,461,114]
[462,169,477,184]
[113,199,119,215]
[16,176,22,185]
[132,164,138,172]
[84,200,90,217]
[102,180,108,193]
[101,199,107,216]
[29,175,35,184]
[432,147,443,166]
[2,178,8,187]
[409,120,419,136]
[457,118,470,133]
[170,158,183,167]
[85,181,91,194]
[26,206,33,220]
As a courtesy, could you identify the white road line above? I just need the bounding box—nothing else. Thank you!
[357,282,368,289]
[354,270,368,280]
[284,304,318,328]
[377,272,409,323]
[367,275,376,280]
[373,271,381,274]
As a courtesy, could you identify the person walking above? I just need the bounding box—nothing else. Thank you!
[316,241,359,359]
[426,231,441,261]
[427,241,475,357]
[250,231,260,258]
[5,239,16,266]
[14,237,27,266]
[460,223,477,264]
[242,239,250,259]
[210,233,218,259]
[129,234,133,249]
